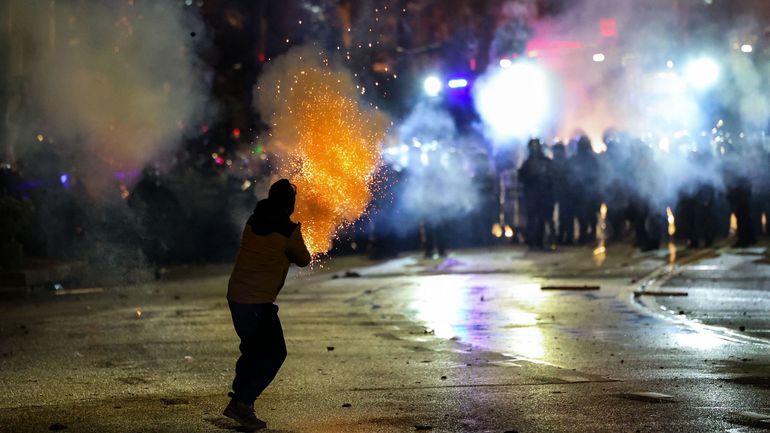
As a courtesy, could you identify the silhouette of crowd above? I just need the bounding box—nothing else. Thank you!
[517,132,770,251]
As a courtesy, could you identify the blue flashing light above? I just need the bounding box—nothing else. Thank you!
[60,173,69,186]
[447,78,469,89]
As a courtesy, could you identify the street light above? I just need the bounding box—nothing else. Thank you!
[684,57,720,90]
[423,76,442,97]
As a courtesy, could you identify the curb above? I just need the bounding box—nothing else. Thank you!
[628,243,770,346]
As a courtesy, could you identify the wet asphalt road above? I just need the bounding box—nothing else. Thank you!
[0,242,769,432]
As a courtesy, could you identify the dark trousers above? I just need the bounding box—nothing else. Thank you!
[228,301,287,405]
[423,221,447,257]
[556,201,574,244]
[733,199,756,246]
[728,186,757,247]
[577,202,598,244]
[525,200,550,248]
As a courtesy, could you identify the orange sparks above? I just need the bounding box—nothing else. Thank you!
[256,46,389,255]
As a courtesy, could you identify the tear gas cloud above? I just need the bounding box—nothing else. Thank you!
[3,0,210,197]
[383,101,481,229]
[254,45,389,255]
[472,0,769,211]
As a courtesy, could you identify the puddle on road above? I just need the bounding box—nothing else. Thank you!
[407,275,547,359]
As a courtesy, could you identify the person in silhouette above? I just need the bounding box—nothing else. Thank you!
[551,142,574,245]
[518,138,553,249]
[570,136,600,244]
[223,179,311,430]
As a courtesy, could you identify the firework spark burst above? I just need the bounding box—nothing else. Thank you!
[255,46,389,255]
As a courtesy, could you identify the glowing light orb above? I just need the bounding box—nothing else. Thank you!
[447,78,468,89]
[592,53,605,62]
[423,76,442,97]
[472,61,552,144]
[255,46,389,255]
[684,57,720,90]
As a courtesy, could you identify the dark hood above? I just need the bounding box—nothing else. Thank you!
[247,198,298,238]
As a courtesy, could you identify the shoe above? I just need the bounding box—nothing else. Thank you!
[223,398,267,430]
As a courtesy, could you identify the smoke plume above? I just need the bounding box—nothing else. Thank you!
[3,0,210,196]
[385,101,480,227]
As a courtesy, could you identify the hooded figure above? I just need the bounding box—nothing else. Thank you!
[224,179,311,430]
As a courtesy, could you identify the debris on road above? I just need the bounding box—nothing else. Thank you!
[341,403,351,408]
[415,424,433,430]
[326,346,335,351]
[48,423,67,431]
[622,392,675,402]
[54,287,104,296]
[541,285,600,291]
[633,290,688,297]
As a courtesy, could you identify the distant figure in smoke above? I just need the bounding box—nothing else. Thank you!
[421,153,451,259]
[750,146,770,238]
[570,136,601,245]
[423,219,447,258]
[679,148,716,248]
[628,142,661,251]
[723,149,756,248]
[224,179,311,430]
[128,167,185,272]
[518,138,553,249]
[601,131,632,242]
[551,142,575,245]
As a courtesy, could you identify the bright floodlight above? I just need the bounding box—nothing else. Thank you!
[499,58,512,68]
[423,76,442,97]
[741,44,753,53]
[472,60,551,143]
[592,53,605,62]
[684,57,720,90]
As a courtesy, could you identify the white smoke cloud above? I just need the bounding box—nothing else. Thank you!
[3,0,211,197]
[386,101,480,226]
